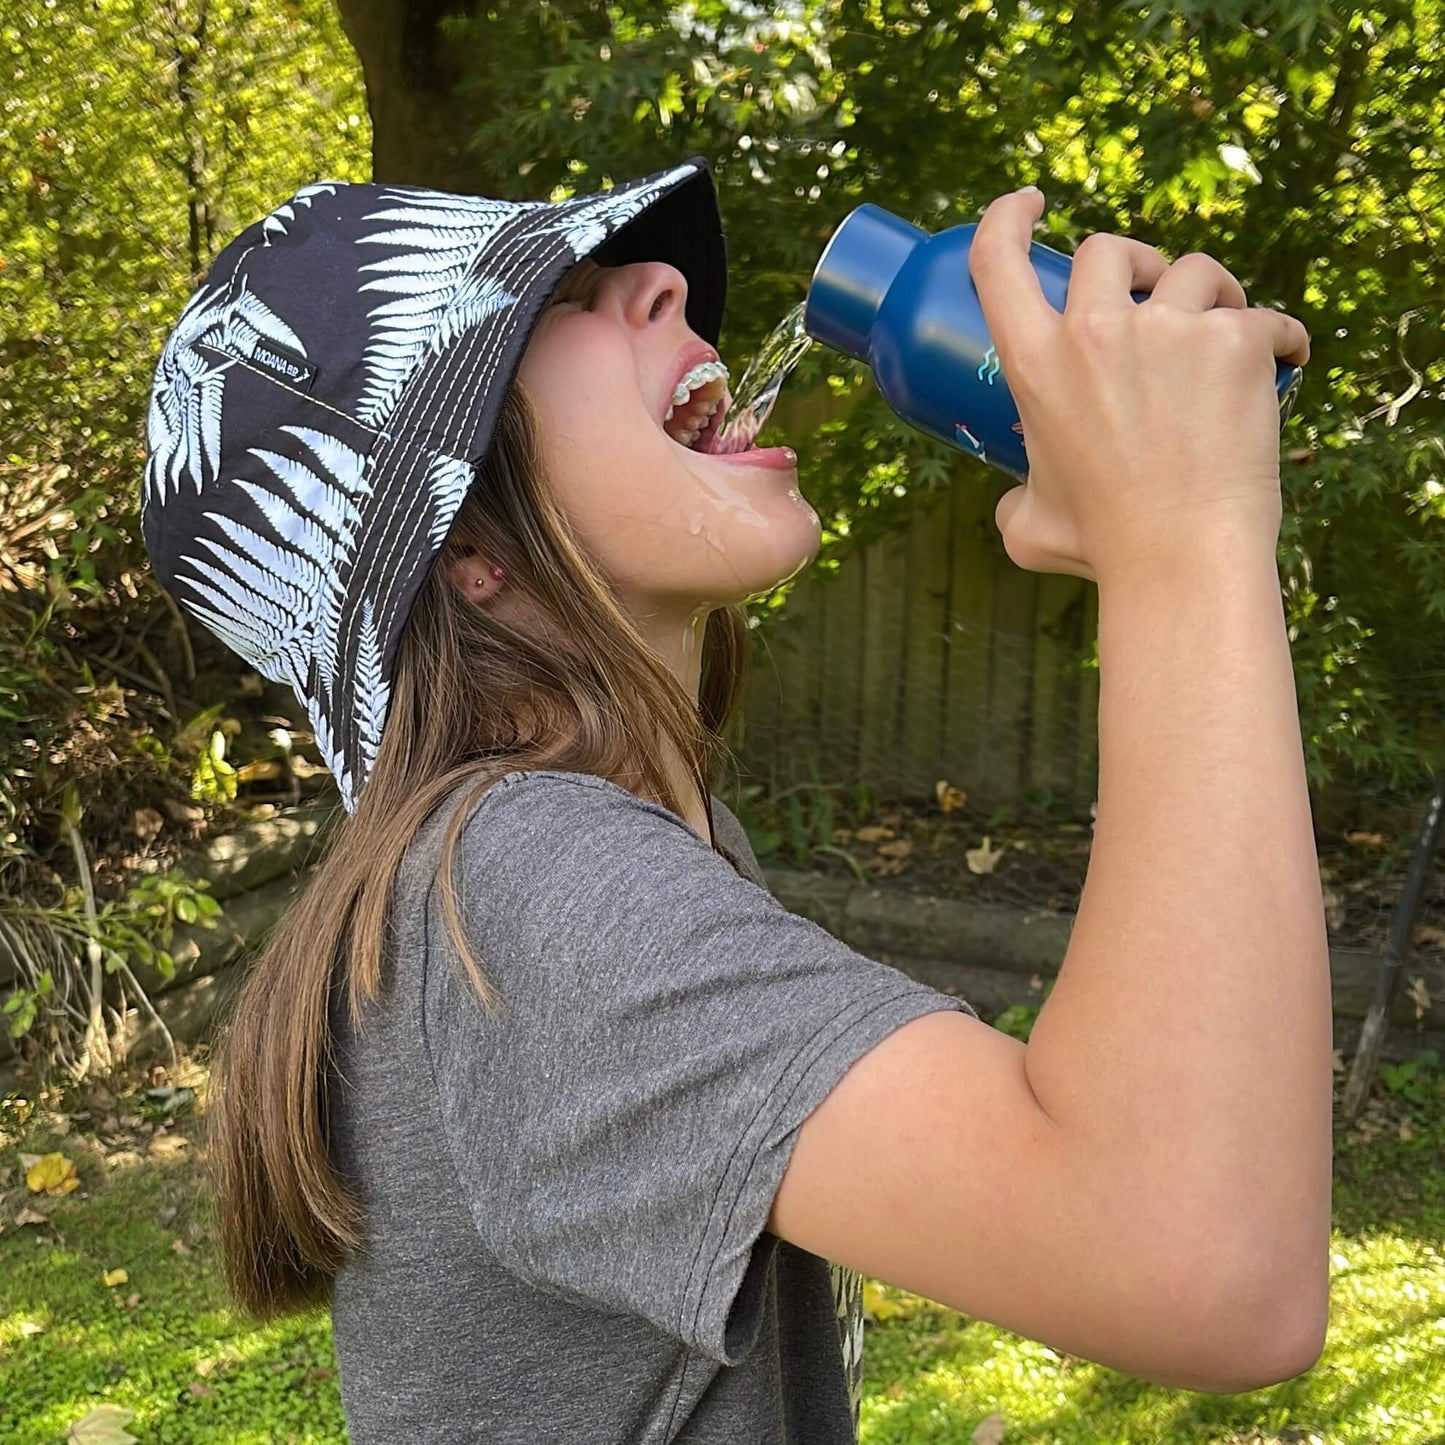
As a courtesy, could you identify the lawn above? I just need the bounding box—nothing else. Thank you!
[2,1046,1441,1445]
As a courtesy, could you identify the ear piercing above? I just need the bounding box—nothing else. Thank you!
[476,564,505,586]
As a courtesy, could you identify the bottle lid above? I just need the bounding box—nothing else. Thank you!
[805,204,927,361]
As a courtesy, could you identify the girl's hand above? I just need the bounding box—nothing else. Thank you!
[967,188,1311,584]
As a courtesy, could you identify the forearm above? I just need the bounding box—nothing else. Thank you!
[1023,522,1333,1302]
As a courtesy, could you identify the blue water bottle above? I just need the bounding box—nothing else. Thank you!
[804,203,1303,481]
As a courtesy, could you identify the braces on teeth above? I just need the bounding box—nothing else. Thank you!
[664,360,730,443]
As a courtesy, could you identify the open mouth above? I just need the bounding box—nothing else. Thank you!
[662,361,732,455]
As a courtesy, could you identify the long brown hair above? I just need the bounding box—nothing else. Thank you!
[206,378,754,1320]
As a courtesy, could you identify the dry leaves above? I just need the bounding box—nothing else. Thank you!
[14,1206,49,1227]
[1405,975,1432,1021]
[132,807,164,843]
[67,1405,137,1445]
[966,837,1004,875]
[935,779,967,813]
[24,1152,79,1197]
[102,1268,128,1287]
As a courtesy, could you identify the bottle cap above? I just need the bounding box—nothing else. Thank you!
[804,204,927,361]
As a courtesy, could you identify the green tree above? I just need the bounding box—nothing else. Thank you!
[334,0,1445,788]
[0,0,369,1073]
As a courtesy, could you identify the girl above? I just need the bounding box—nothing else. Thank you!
[141,159,1329,1443]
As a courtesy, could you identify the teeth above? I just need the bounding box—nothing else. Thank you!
[670,359,729,407]
[663,359,730,448]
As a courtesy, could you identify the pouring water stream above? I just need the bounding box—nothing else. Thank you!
[711,302,814,455]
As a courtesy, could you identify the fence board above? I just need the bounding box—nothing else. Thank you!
[939,470,998,790]
[897,490,954,799]
[738,475,1101,811]
[858,521,909,790]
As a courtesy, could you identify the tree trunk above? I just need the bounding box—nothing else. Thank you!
[332,0,494,190]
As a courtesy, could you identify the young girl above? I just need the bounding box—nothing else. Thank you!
[141,159,1329,1442]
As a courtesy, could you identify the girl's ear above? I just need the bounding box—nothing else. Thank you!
[443,550,506,604]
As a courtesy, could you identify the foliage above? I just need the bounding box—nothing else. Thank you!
[0,0,369,1075]
[1378,1047,1440,1102]
[389,0,1445,790]
[989,981,1060,1043]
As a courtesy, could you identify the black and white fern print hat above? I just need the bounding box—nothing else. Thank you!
[141,158,726,811]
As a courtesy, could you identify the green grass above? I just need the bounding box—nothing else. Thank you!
[2,1054,1442,1444]
[1,1064,343,1444]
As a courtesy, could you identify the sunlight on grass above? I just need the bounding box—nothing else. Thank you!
[3,1060,1442,1443]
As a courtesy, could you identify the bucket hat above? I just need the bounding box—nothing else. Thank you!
[141,158,726,810]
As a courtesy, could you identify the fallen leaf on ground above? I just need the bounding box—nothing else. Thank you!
[26,1152,79,1196]
[18,1152,42,1170]
[877,839,913,859]
[1345,830,1388,848]
[17,1319,44,1336]
[187,1380,214,1398]
[935,780,967,813]
[102,1268,128,1287]
[1405,975,1432,1020]
[171,1237,191,1255]
[972,1411,1007,1445]
[15,1207,49,1227]
[966,837,1004,875]
[1414,924,1445,948]
[1399,1119,1414,1141]
[854,825,895,843]
[67,1404,137,1445]
[1029,974,1044,991]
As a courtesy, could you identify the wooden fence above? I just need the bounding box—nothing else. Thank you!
[734,469,1101,811]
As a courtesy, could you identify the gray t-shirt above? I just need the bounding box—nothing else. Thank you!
[327,769,976,1443]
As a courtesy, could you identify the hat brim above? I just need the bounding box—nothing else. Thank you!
[329,158,728,805]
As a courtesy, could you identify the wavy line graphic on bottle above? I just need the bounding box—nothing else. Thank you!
[977,345,1001,386]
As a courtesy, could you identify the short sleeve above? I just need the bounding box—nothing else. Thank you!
[419,771,976,1366]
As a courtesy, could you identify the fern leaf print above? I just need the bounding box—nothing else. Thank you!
[353,601,391,777]
[144,278,307,506]
[422,454,475,550]
[354,190,529,427]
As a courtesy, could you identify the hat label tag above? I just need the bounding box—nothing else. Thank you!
[236,338,317,391]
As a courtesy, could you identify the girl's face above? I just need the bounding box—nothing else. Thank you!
[516,259,822,615]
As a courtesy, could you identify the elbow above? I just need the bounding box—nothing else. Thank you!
[1185,1262,1330,1394]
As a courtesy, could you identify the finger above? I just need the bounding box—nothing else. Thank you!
[1064,232,1173,315]
[969,189,1059,358]
[1148,252,1248,312]
[1239,303,1312,368]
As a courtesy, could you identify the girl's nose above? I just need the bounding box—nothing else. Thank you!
[610,261,689,331]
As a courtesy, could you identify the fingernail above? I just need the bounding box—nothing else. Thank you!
[1017,185,1044,199]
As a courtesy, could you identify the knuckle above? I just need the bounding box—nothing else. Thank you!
[1072,231,1117,262]
[1069,303,1123,348]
